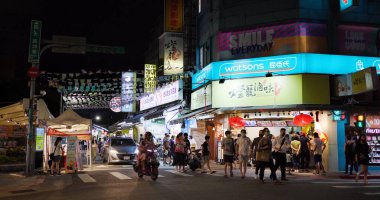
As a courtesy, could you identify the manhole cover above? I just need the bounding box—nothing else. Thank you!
[10,189,35,194]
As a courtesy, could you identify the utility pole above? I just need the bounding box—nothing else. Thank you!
[25,20,42,176]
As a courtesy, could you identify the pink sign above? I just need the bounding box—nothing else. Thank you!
[271,121,288,127]
[256,121,273,127]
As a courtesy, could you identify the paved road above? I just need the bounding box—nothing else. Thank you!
[1,166,379,200]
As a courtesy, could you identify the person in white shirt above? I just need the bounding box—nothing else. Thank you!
[272,128,291,181]
[310,132,326,175]
[189,135,198,151]
[236,129,252,179]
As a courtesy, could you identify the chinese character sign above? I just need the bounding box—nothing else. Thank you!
[144,64,157,93]
[28,20,42,63]
[165,0,183,32]
[121,72,136,112]
[164,33,184,75]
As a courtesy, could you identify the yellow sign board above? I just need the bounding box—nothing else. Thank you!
[212,74,330,108]
[144,64,157,93]
[165,0,183,32]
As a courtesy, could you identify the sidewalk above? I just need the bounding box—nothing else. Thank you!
[0,173,45,198]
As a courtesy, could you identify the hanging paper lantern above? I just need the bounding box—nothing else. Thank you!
[229,116,245,127]
[293,114,313,126]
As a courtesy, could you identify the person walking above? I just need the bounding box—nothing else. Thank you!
[201,135,215,174]
[184,133,191,166]
[51,137,63,176]
[256,130,274,183]
[236,129,252,179]
[272,128,291,181]
[175,133,187,172]
[251,130,264,179]
[169,135,176,166]
[291,135,301,172]
[310,132,326,175]
[163,133,171,165]
[91,137,98,163]
[222,131,235,178]
[299,132,311,172]
[355,134,371,185]
[344,135,356,175]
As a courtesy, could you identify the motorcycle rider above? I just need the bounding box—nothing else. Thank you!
[137,132,155,172]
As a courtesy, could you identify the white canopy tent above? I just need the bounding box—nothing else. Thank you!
[45,109,93,172]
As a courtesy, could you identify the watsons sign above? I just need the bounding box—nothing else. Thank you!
[140,80,183,111]
[192,53,380,90]
[217,22,327,60]
[219,56,297,76]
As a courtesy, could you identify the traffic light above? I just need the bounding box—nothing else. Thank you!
[354,114,365,128]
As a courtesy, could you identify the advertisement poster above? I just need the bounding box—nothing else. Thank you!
[36,127,44,151]
[334,67,378,96]
[144,64,157,94]
[338,25,380,56]
[66,136,77,172]
[165,0,183,32]
[140,80,183,111]
[212,74,329,108]
[164,33,184,75]
[217,22,327,60]
[121,72,136,112]
[191,85,212,110]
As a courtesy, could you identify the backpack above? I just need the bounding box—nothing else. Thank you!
[345,142,355,156]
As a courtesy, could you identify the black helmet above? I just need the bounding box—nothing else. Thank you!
[145,132,153,139]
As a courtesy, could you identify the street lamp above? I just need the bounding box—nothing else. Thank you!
[96,116,101,121]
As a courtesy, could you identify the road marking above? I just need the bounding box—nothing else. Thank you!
[77,174,96,183]
[109,172,132,180]
[313,181,380,184]
[363,192,380,196]
[158,175,165,178]
[333,185,380,189]
[165,170,194,177]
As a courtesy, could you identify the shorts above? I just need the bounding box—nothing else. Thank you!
[203,155,210,162]
[54,155,61,162]
[223,155,234,163]
[359,158,369,165]
[239,155,249,163]
[314,155,322,163]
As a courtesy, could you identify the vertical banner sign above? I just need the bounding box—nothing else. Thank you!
[164,33,184,75]
[121,72,136,112]
[35,128,44,151]
[165,0,183,32]
[28,20,42,63]
[66,136,77,172]
[144,64,157,93]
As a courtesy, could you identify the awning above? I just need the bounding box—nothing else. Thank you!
[178,107,216,120]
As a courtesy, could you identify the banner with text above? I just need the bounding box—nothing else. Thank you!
[121,72,136,112]
[191,85,212,110]
[334,67,378,96]
[165,0,183,32]
[217,22,327,60]
[144,64,157,94]
[212,74,330,108]
[140,80,183,111]
[164,33,184,75]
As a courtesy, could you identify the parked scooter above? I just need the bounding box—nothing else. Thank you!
[133,145,160,181]
[188,149,202,171]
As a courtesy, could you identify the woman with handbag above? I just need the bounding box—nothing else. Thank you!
[51,137,63,176]
[355,134,371,185]
[175,133,186,172]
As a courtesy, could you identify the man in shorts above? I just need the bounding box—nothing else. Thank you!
[222,131,235,178]
[236,129,252,178]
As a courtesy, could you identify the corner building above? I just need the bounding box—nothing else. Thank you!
[185,0,380,172]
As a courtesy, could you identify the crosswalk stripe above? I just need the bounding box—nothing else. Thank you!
[158,175,165,178]
[363,192,380,196]
[109,172,132,180]
[77,174,96,183]
[313,181,380,184]
[165,170,194,177]
[333,185,380,189]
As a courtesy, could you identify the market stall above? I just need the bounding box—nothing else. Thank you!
[45,109,92,173]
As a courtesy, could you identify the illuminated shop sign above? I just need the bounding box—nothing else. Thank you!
[340,0,359,12]
[140,80,183,111]
[192,53,380,89]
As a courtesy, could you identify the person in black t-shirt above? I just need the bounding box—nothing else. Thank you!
[201,135,215,174]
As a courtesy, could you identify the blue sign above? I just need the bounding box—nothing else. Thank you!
[192,53,380,89]
[340,0,353,12]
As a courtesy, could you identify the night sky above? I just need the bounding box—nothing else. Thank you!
[0,0,163,123]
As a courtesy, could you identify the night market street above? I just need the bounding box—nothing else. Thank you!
[1,163,380,200]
